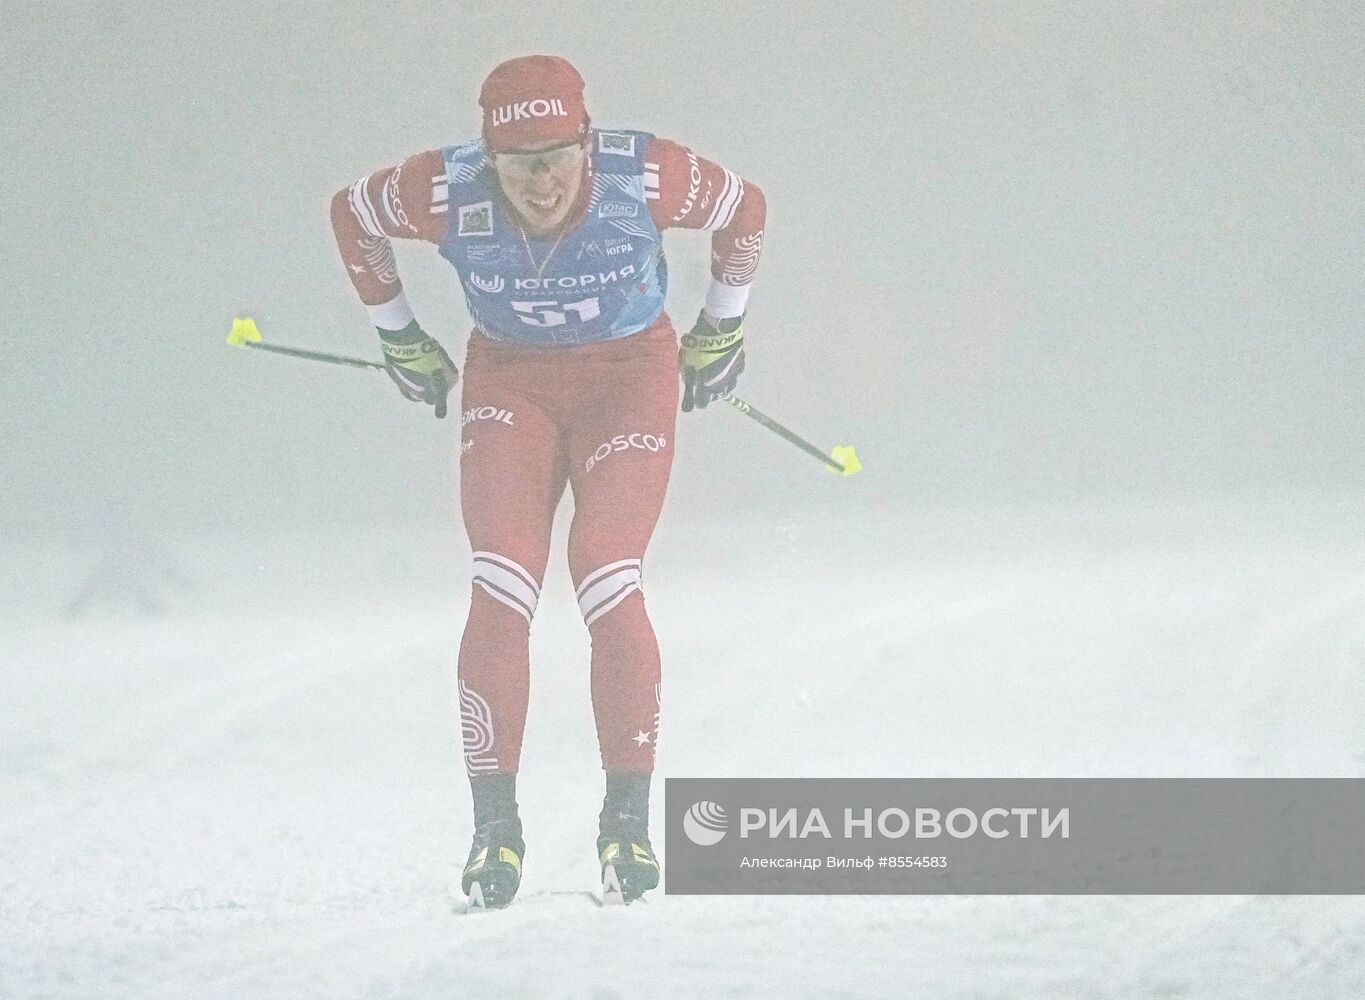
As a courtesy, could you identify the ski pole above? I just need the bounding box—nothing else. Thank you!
[720,392,861,477]
[228,318,850,463]
[226,316,449,418]
[226,317,385,370]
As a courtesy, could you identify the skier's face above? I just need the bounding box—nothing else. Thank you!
[492,138,588,233]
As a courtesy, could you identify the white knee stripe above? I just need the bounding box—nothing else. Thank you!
[472,552,539,622]
[576,558,641,599]
[578,560,643,627]
[474,551,540,594]
[584,581,641,627]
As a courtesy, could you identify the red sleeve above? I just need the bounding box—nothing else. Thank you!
[645,137,767,289]
[329,149,448,307]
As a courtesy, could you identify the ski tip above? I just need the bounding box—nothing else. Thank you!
[601,864,625,906]
[829,445,862,477]
[226,316,262,347]
[464,880,486,914]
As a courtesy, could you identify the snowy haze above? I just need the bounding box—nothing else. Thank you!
[3,2,1364,998]
[5,503,1365,997]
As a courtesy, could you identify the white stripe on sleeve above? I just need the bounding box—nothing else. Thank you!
[703,169,744,231]
[704,278,751,320]
[348,177,386,238]
[366,292,415,332]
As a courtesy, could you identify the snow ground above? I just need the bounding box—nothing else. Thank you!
[3,497,1364,999]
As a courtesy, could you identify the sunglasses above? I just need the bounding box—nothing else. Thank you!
[491,141,587,179]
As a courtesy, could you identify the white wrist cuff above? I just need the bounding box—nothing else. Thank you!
[367,292,415,331]
[704,279,751,320]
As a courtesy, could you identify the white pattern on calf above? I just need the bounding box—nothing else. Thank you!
[459,679,498,774]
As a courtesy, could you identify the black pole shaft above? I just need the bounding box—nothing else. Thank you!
[242,340,385,371]
[722,394,845,473]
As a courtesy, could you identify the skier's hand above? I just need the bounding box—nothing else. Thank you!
[678,310,745,413]
[378,320,458,419]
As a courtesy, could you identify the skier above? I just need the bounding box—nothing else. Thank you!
[330,54,765,907]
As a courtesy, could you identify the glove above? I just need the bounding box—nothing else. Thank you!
[678,311,745,412]
[378,320,458,419]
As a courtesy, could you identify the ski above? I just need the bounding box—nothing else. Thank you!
[600,863,625,906]
[448,876,605,914]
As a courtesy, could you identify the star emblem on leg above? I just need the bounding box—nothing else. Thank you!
[631,729,652,746]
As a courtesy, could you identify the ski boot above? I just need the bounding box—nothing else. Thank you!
[597,773,660,905]
[462,775,524,912]
[462,817,524,911]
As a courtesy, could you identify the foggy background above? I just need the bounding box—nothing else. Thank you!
[5,5,1365,997]
[2,0,1361,539]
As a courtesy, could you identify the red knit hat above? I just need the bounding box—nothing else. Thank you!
[478,55,590,152]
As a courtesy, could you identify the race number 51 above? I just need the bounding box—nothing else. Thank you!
[511,298,601,327]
